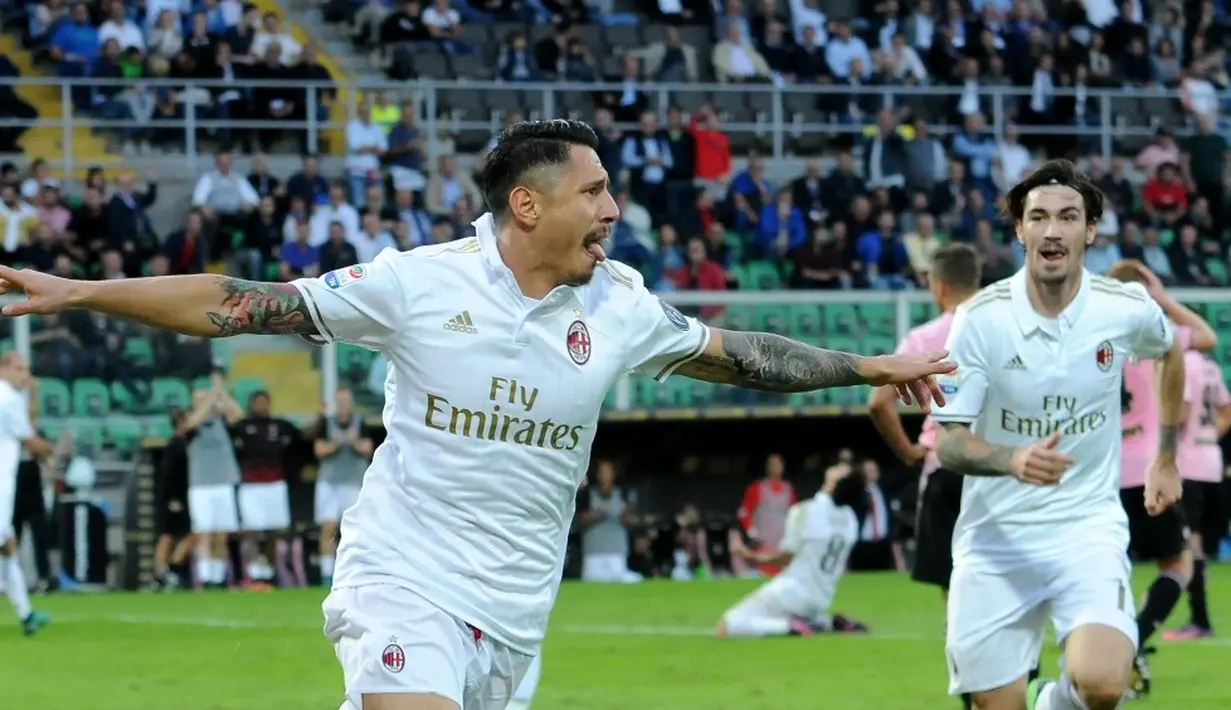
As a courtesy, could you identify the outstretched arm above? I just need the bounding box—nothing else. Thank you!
[674,328,863,392]
[1155,340,1185,459]
[0,267,319,338]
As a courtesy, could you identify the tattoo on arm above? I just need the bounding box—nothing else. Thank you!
[1159,425,1179,456]
[935,423,1016,477]
[204,277,318,337]
[681,330,863,392]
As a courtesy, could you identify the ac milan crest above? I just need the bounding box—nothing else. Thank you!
[381,642,406,673]
[1095,340,1114,372]
[567,320,592,365]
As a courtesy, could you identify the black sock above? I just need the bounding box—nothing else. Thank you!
[1190,558,1211,630]
[1137,574,1184,645]
[960,692,972,710]
[1028,665,1040,682]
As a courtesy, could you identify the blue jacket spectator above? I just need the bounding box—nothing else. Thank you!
[755,193,808,257]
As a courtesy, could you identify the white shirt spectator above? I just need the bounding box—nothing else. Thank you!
[0,199,37,253]
[825,35,872,79]
[354,229,399,264]
[191,171,261,214]
[98,18,145,51]
[310,202,361,247]
[995,140,1031,189]
[422,5,460,29]
[145,0,191,30]
[1182,77,1219,120]
[787,0,827,46]
[346,119,388,175]
[251,31,301,64]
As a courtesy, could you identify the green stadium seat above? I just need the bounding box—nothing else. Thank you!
[1207,304,1231,333]
[787,304,822,336]
[338,343,378,378]
[660,377,694,407]
[687,380,717,406]
[123,338,155,367]
[67,421,106,455]
[824,334,859,354]
[751,305,788,333]
[72,378,112,417]
[861,334,897,357]
[634,376,658,410]
[0,338,13,354]
[745,261,782,290]
[1158,229,1175,248]
[146,416,175,439]
[723,232,744,265]
[105,415,145,451]
[859,303,895,336]
[232,377,268,405]
[151,378,191,410]
[110,381,137,413]
[909,301,937,327]
[722,305,754,331]
[728,264,750,290]
[1206,259,1230,286]
[36,378,71,417]
[822,304,859,335]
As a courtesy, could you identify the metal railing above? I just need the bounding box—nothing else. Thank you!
[2,77,1195,175]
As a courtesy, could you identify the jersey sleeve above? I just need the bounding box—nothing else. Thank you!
[779,503,808,554]
[1209,360,1231,408]
[290,248,410,351]
[893,326,926,356]
[932,306,990,426]
[1126,285,1175,360]
[621,270,711,381]
[1184,351,1204,405]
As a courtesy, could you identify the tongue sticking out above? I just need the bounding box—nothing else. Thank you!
[584,241,607,262]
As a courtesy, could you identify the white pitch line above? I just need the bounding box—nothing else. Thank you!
[43,614,1231,648]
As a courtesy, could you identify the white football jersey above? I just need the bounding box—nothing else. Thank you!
[774,493,859,616]
[0,380,32,483]
[291,214,710,654]
[934,269,1174,568]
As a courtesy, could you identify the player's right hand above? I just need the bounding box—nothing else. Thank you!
[1009,432,1072,486]
[0,266,83,316]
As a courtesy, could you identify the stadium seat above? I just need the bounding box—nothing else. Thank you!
[858,303,895,336]
[825,334,860,355]
[744,261,782,290]
[722,305,753,332]
[822,306,860,336]
[861,334,897,358]
[337,343,378,380]
[909,302,939,328]
[110,381,137,413]
[786,304,822,336]
[727,263,750,290]
[1205,259,1229,286]
[72,378,112,417]
[151,378,191,410]
[36,378,71,418]
[105,415,145,452]
[146,416,175,440]
[752,305,788,333]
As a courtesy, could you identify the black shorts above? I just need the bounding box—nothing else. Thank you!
[157,498,191,538]
[1121,486,1187,561]
[1182,480,1225,547]
[911,468,964,589]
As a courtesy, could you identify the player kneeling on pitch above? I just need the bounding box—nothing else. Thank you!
[715,462,869,638]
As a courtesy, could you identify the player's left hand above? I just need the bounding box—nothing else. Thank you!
[861,350,958,414]
[1144,458,1182,516]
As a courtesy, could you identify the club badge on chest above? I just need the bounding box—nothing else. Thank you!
[567,318,592,366]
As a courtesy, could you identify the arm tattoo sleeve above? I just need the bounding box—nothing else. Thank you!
[681,330,864,392]
[204,278,318,337]
[935,423,1016,477]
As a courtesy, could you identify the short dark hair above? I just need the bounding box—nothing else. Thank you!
[1004,159,1104,225]
[480,119,599,220]
[930,243,982,293]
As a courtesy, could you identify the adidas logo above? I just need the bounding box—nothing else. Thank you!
[443,311,478,334]
[1005,355,1026,370]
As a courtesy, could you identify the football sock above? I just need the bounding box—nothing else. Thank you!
[723,615,791,637]
[195,557,211,585]
[1190,557,1210,630]
[4,556,32,621]
[512,654,542,704]
[1035,674,1087,710]
[959,693,971,710]
[1137,572,1184,645]
[1029,665,1040,682]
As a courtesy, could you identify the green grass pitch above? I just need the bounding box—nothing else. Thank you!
[4,566,1230,709]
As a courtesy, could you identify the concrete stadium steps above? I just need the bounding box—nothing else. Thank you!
[231,350,322,414]
[260,0,353,156]
[0,35,116,165]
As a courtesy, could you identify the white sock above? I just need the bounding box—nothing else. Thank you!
[513,655,542,704]
[723,614,791,637]
[195,558,211,584]
[4,556,32,620]
[321,556,335,578]
[214,558,231,584]
[1036,675,1088,710]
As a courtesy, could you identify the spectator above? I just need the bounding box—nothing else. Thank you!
[310,182,361,246]
[251,12,301,64]
[162,210,209,276]
[390,189,433,248]
[902,212,942,280]
[426,155,481,216]
[1141,162,1188,226]
[1140,227,1174,282]
[249,44,299,150]
[598,54,649,122]
[148,11,185,60]
[319,221,360,274]
[974,219,1014,284]
[385,104,426,189]
[994,124,1032,191]
[790,223,853,289]
[735,453,796,575]
[903,117,946,196]
[192,152,262,242]
[825,21,872,79]
[712,21,772,83]
[286,154,330,208]
[497,30,543,82]
[97,0,145,52]
[1085,233,1122,275]
[856,209,912,290]
[421,0,463,51]
[344,96,387,209]
[0,182,37,262]
[104,170,159,275]
[633,25,699,83]
[50,3,100,107]
[534,22,575,77]
[1168,224,1212,286]
[755,189,807,258]
[281,219,322,279]
[1136,128,1180,178]
[354,213,398,263]
[1183,115,1227,236]
[239,196,282,279]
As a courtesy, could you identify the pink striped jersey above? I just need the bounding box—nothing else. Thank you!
[1120,325,1191,488]
[893,311,956,484]
[1178,350,1230,482]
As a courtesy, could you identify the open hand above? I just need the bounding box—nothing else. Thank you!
[1009,432,1072,485]
[0,265,84,317]
[862,350,958,414]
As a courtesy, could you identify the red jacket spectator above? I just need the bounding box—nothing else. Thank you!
[689,108,731,181]
[668,237,727,318]
[736,454,797,575]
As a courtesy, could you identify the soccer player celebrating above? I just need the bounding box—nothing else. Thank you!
[933,160,1184,710]
[715,461,869,638]
[0,353,52,635]
[1104,259,1217,694]
[1163,349,1231,641]
[0,120,954,710]
[869,243,1039,710]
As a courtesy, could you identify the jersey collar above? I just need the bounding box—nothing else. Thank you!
[473,212,583,312]
[1009,266,1091,339]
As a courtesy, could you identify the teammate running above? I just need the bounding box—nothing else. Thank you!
[933,160,1184,710]
[716,461,869,638]
[1163,350,1231,641]
[1104,259,1217,696]
[0,120,954,710]
[0,353,52,635]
